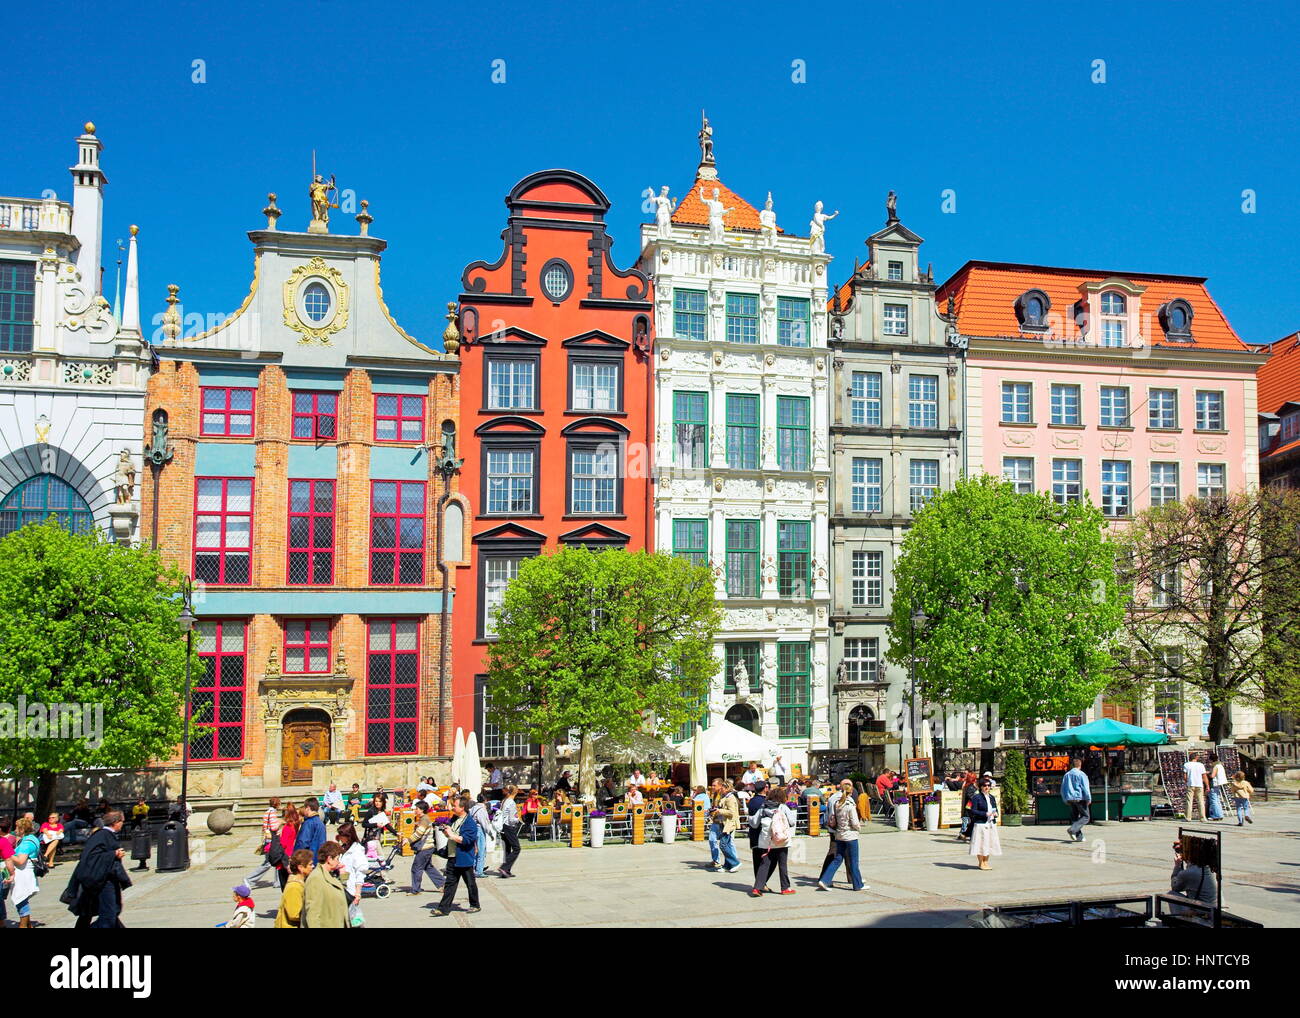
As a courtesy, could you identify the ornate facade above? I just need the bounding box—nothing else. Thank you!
[639,121,832,770]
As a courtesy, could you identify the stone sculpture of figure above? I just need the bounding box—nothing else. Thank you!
[113,449,136,504]
[310,173,338,224]
[759,192,777,248]
[835,660,845,685]
[700,187,733,244]
[831,316,845,339]
[698,112,714,164]
[651,185,676,238]
[733,658,749,692]
[886,189,898,222]
[809,201,840,255]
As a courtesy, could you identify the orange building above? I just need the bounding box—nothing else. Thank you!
[452,170,653,768]
[1257,331,1300,489]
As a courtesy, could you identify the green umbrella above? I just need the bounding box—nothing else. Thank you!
[1045,718,1170,819]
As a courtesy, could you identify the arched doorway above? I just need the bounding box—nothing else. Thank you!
[281,708,332,785]
[724,703,759,733]
[847,705,875,752]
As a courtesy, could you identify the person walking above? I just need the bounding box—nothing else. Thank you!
[336,822,368,926]
[745,781,769,880]
[469,795,493,878]
[750,786,797,896]
[302,842,350,928]
[1206,754,1228,821]
[818,779,866,891]
[9,817,42,927]
[294,797,328,862]
[1183,752,1208,821]
[405,802,444,894]
[708,780,742,872]
[495,786,522,878]
[968,777,1001,871]
[1228,771,1254,825]
[1060,757,1092,843]
[432,796,481,917]
[65,811,132,928]
[274,849,313,927]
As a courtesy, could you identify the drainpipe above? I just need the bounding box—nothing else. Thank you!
[436,477,452,757]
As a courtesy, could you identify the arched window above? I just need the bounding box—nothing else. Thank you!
[0,476,93,537]
[1100,291,1126,315]
[724,703,759,733]
[1099,291,1127,346]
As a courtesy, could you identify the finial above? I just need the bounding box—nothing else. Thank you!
[84,121,96,136]
[356,199,373,236]
[162,284,182,343]
[129,224,138,237]
[442,302,461,355]
[263,192,281,230]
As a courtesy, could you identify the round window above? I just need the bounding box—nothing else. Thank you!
[302,282,332,323]
[542,262,571,301]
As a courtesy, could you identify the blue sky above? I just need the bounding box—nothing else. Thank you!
[7,0,1299,346]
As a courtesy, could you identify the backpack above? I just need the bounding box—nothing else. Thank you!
[769,805,792,847]
[266,833,287,868]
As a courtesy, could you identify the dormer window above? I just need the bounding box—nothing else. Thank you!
[1158,299,1194,341]
[888,261,903,281]
[1014,289,1051,331]
[1100,291,1127,346]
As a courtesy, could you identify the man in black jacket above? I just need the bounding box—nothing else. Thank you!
[746,781,768,880]
[65,810,132,928]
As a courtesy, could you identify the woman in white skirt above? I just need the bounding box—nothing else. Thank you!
[967,777,1001,871]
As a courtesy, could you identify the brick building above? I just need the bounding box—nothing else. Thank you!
[1257,331,1300,489]
[145,188,463,792]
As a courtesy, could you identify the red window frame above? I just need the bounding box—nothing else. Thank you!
[200,386,256,437]
[287,479,335,585]
[193,477,253,585]
[291,391,338,441]
[283,618,332,674]
[373,393,425,443]
[191,620,247,761]
[369,480,425,585]
[365,618,419,756]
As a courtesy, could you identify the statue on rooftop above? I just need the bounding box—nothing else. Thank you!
[759,192,777,248]
[809,200,840,255]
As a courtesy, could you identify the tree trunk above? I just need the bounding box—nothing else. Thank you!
[35,770,57,822]
[1208,702,1232,744]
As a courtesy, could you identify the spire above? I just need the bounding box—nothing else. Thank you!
[120,225,141,337]
[112,237,125,323]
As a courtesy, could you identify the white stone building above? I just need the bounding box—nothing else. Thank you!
[0,123,148,544]
[639,122,833,772]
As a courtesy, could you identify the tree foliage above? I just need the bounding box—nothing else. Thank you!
[888,474,1124,733]
[1112,488,1300,742]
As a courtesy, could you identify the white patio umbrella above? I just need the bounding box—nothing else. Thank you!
[450,727,465,788]
[578,732,596,802]
[463,731,482,795]
[689,729,708,790]
[677,718,782,781]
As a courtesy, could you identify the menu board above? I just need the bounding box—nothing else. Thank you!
[904,757,934,795]
[939,789,964,828]
[1158,747,1188,815]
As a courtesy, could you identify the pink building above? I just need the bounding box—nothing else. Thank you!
[936,261,1266,740]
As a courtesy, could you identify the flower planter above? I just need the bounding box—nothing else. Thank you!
[894,803,910,831]
[661,814,678,844]
[589,817,606,848]
[924,802,940,832]
[1003,814,1023,827]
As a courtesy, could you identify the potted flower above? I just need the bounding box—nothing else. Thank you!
[892,792,911,831]
[588,809,607,848]
[922,792,941,831]
[661,806,679,844]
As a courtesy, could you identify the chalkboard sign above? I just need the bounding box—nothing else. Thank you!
[904,757,934,796]
[1158,747,1188,815]
[1216,745,1241,780]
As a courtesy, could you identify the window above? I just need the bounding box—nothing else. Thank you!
[284,618,331,673]
[725,293,759,344]
[571,361,619,411]
[725,520,759,598]
[1051,459,1082,504]
[1055,713,1084,732]
[1002,717,1028,742]
[1153,674,1181,736]
[672,519,708,568]
[1001,382,1032,424]
[887,261,903,281]
[850,457,883,513]
[302,282,331,322]
[1150,462,1179,508]
[1015,289,1050,330]
[1100,291,1126,347]
[776,643,810,738]
[190,621,246,761]
[287,479,335,584]
[484,557,523,637]
[673,391,708,468]
[1099,386,1130,428]
[370,480,425,584]
[776,396,810,470]
[374,394,425,442]
[0,475,93,537]
[200,387,255,437]
[570,445,617,514]
[842,638,879,683]
[0,260,36,353]
[1152,565,1181,607]
[1195,390,1224,431]
[1148,389,1178,430]
[909,459,939,513]
[724,642,761,694]
[726,394,759,469]
[541,261,571,302]
[485,449,534,514]
[1050,384,1081,426]
[777,521,811,598]
[777,297,810,347]
[1101,461,1131,517]
[908,375,939,428]
[194,478,252,584]
[673,288,707,341]
[1003,457,1034,495]
[850,371,882,426]
[851,550,883,607]
[482,686,530,758]
[1197,463,1226,499]
[485,360,535,412]
[291,392,338,440]
[365,619,419,755]
[883,303,908,336]
[1284,413,1300,444]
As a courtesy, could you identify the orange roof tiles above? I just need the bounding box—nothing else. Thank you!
[934,261,1252,353]
[1258,331,1300,416]
[672,174,768,232]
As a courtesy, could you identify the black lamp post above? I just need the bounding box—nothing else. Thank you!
[177,580,196,859]
[909,607,927,759]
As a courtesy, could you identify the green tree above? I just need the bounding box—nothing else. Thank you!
[0,521,190,817]
[485,547,722,800]
[1000,748,1029,816]
[888,474,1124,767]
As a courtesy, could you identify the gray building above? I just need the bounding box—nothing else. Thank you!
[827,200,964,770]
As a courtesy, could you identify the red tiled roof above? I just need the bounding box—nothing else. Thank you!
[934,261,1251,353]
[1258,331,1300,416]
[672,175,767,232]
[827,262,869,313]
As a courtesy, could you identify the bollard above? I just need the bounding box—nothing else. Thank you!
[692,801,706,841]
[632,805,645,845]
[571,805,583,848]
[808,795,820,838]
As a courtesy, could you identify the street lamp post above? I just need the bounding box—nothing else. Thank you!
[177,580,196,860]
[909,607,927,760]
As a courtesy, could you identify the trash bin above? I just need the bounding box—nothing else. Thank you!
[156,820,189,872]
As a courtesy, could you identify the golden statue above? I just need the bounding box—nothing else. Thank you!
[310,173,338,225]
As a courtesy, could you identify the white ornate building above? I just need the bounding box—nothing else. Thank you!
[0,123,148,545]
[639,121,833,772]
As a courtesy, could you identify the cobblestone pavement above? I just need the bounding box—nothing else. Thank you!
[29,800,1300,928]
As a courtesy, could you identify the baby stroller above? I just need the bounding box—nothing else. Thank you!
[359,841,401,899]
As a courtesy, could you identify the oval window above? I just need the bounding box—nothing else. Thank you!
[542,263,570,301]
[302,282,332,323]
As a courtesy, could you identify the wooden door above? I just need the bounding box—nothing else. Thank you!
[281,716,331,785]
[1101,700,1135,725]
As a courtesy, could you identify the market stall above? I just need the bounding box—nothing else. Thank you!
[1042,718,1168,821]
